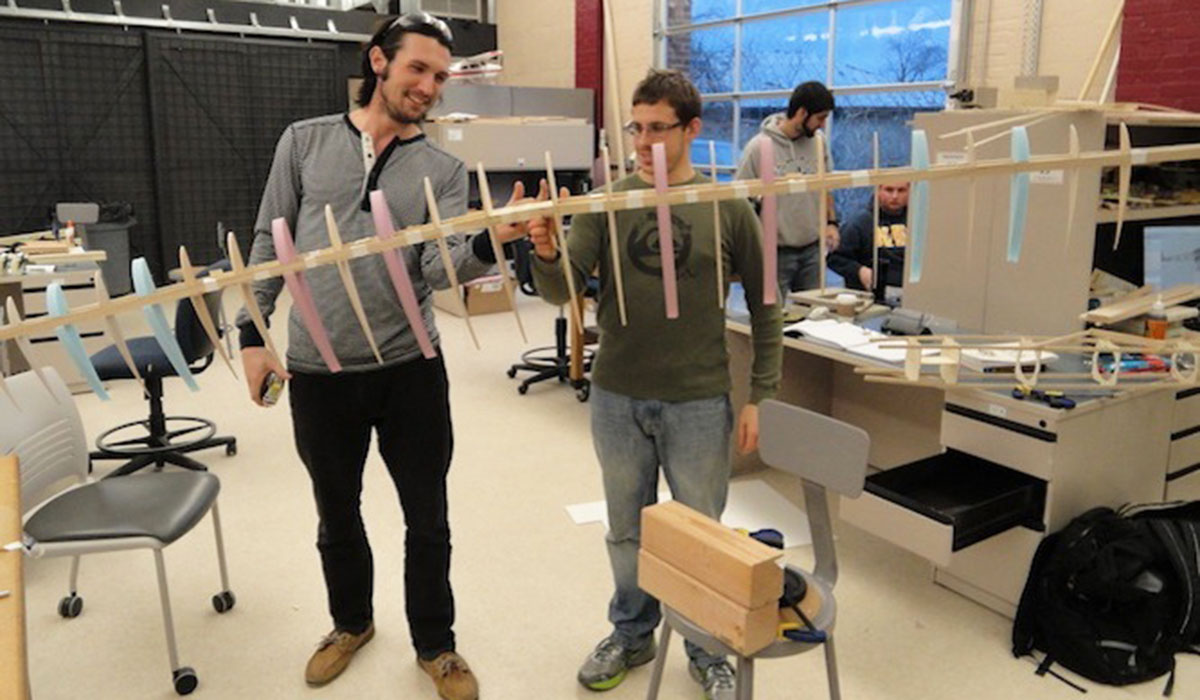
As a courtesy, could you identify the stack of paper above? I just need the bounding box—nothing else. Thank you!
[959,342,1058,372]
[784,319,927,363]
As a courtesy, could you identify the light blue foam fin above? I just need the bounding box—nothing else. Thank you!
[131,258,199,391]
[46,283,110,401]
[1007,126,1031,263]
[907,129,931,283]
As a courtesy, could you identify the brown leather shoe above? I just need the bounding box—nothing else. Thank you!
[418,651,479,700]
[304,624,375,687]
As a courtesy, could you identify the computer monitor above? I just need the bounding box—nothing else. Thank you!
[1144,226,1200,291]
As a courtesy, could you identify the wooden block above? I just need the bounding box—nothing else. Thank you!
[638,550,779,656]
[641,501,783,609]
[0,455,29,700]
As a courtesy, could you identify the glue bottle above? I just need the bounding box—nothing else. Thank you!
[1146,295,1168,340]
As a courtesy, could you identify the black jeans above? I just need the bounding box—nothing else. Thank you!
[289,354,455,659]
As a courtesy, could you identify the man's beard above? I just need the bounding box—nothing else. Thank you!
[379,68,431,125]
[801,120,817,138]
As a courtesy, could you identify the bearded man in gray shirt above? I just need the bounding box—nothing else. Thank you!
[236,13,527,700]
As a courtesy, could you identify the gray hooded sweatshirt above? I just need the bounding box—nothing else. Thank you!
[735,112,831,248]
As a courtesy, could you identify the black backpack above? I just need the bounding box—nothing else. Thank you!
[1012,506,1200,695]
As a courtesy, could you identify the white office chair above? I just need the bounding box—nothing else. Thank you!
[645,399,869,700]
[0,367,235,696]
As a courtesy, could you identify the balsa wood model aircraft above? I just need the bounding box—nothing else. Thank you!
[3,123,1200,403]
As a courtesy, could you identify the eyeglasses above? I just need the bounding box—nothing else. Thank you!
[623,121,683,138]
[387,11,454,47]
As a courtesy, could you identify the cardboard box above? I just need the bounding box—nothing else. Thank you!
[433,275,512,316]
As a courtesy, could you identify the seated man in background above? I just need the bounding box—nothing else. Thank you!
[827,182,909,292]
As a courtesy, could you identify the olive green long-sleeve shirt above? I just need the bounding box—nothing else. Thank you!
[531,172,782,403]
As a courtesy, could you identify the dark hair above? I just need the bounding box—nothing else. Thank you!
[786,81,834,119]
[631,69,702,125]
[356,12,455,108]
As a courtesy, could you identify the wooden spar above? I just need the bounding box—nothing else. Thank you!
[544,151,585,331]
[964,131,977,263]
[223,231,281,362]
[5,139,1200,343]
[759,137,778,306]
[93,274,147,397]
[178,247,238,378]
[709,139,724,310]
[816,130,829,293]
[475,163,527,341]
[1114,122,1132,250]
[602,0,627,179]
[3,298,54,398]
[323,205,383,364]
[938,110,1052,141]
[422,177,480,350]
[600,137,630,324]
[1077,0,1125,102]
[871,132,880,291]
[972,112,1057,149]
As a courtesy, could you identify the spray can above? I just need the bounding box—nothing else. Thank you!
[1146,295,1168,340]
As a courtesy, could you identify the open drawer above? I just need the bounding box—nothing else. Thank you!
[839,449,1046,567]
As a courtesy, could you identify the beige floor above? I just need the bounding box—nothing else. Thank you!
[22,293,1197,699]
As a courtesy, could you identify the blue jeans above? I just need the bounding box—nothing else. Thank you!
[591,386,734,669]
[778,242,821,296]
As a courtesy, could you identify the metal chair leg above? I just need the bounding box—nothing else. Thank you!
[645,621,672,700]
[736,656,754,700]
[67,555,81,592]
[824,631,841,700]
[210,501,231,593]
[153,549,182,671]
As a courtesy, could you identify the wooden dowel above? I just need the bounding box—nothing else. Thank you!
[423,177,479,350]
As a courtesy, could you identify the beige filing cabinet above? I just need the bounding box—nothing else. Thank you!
[840,386,1174,618]
[1168,387,1200,500]
[904,110,1106,336]
[424,119,593,172]
[12,266,108,394]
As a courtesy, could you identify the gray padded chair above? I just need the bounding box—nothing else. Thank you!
[1,367,234,696]
[645,399,869,700]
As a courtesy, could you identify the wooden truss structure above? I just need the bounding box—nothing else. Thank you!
[855,329,1200,393]
[4,123,1200,403]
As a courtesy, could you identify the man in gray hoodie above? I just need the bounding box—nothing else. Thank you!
[735,81,838,295]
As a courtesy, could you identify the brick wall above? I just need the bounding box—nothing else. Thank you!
[576,0,603,128]
[1116,0,1200,110]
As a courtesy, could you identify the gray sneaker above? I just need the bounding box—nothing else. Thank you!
[577,634,656,691]
[688,659,736,700]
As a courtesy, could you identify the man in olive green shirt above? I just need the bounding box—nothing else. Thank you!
[528,69,781,700]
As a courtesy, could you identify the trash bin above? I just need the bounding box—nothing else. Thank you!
[83,217,134,296]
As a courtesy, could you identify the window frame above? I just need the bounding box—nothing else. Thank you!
[653,0,969,176]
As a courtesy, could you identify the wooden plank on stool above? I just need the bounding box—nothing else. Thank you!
[638,550,778,655]
[641,500,783,609]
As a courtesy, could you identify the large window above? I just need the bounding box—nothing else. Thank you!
[657,0,961,211]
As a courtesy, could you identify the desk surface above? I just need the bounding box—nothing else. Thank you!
[0,252,104,284]
[0,455,29,700]
[725,317,1159,421]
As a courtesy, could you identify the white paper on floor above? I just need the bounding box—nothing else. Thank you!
[565,479,811,547]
